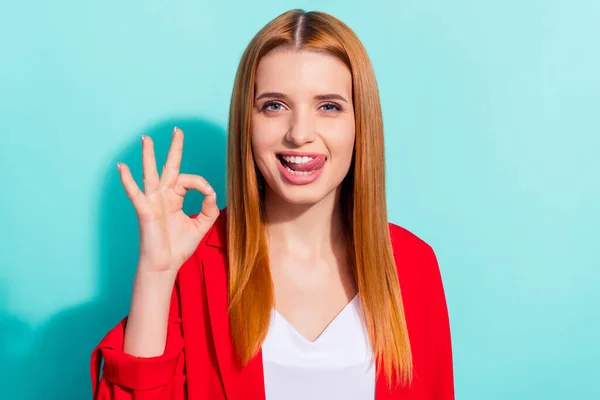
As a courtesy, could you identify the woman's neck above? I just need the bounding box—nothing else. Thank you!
[263,187,345,260]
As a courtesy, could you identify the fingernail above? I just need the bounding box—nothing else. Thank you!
[116,162,122,171]
[208,186,215,195]
[141,135,146,142]
[173,126,178,135]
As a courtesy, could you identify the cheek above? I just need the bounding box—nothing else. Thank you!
[251,116,282,174]
[325,118,356,161]
[250,134,268,176]
[251,115,287,150]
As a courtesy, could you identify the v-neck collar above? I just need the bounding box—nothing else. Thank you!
[271,293,360,344]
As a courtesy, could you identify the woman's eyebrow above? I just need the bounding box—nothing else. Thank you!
[255,92,287,101]
[255,92,349,103]
[314,94,349,104]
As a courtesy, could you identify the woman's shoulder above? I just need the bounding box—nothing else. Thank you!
[182,210,438,270]
[188,210,436,262]
[388,221,435,261]
[388,221,447,310]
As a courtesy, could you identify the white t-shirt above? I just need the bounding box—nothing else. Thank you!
[261,294,376,400]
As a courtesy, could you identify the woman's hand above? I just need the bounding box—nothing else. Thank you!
[117,126,219,275]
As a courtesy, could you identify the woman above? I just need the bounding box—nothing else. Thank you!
[91,9,454,400]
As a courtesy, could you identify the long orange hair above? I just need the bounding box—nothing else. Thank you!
[226,9,412,388]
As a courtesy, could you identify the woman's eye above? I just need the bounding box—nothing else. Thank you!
[320,103,341,112]
[263,102,283,111]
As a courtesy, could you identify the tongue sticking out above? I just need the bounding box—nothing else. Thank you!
[281,155,327,172]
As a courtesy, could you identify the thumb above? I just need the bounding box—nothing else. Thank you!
[193,190,220,233]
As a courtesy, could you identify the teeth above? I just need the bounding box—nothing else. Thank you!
[284,165,316,176]
[282,155,314,164]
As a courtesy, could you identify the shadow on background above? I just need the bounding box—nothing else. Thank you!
[0,282,34,398]
[19,118,227,399]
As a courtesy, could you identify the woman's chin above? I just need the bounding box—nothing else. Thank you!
[272,182,337,207]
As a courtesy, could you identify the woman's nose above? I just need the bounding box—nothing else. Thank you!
[285,108,316,145]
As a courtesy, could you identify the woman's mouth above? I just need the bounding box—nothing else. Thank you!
[276,152,327,184]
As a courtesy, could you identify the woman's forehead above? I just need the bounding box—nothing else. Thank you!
[254,49,352,98]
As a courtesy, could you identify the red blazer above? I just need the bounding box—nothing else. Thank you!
[91,210,454,399]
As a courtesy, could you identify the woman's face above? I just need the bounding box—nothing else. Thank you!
[251,48,355,206]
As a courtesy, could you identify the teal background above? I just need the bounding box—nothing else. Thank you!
[1,1,598,399]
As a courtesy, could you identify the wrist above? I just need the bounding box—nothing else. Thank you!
[133,268,177,289]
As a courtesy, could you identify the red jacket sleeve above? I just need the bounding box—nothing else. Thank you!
[90,275,186,399]
[424,246,455,399]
